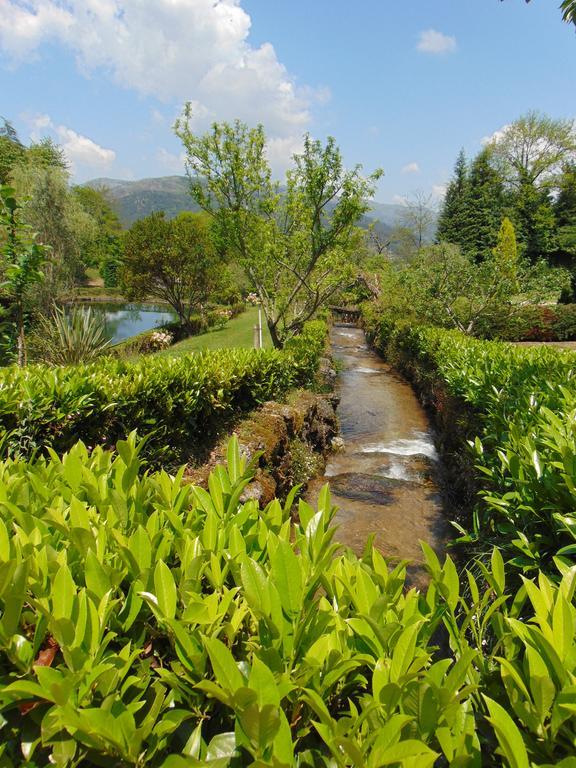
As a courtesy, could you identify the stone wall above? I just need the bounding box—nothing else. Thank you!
[185,389,339,506]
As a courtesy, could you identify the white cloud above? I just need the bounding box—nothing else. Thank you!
[23,113,115,177]
[392,194,408,206]
[266,135,305,177]
[431,183,447,200]
[56,125,115,171]
[417,29,456,55]
[481,124,511,146]
[0,0,323,141]
[157,147,186,174]
[402,162,420,174]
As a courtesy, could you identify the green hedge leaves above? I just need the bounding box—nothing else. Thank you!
[0,435,575,765]
[0,320,327,465]
[364,312,576,577]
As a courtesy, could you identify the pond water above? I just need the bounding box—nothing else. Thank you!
[307,324,450,588]
[75,302,177,344]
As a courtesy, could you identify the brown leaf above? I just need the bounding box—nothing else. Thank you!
[35,637,59,667]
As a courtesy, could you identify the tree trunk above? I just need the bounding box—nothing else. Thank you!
[267,318,283,349]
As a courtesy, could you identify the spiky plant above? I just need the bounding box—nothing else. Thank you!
[31,304,111,365]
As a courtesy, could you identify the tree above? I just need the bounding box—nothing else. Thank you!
[175,109,382,348]
[26,138,68,172]
[400,223,566,335]
[365,222,391,256]
[561,0,576,24]
[552,162,576,297]
[0,186,48,366]
[10,164,97,306]
[398,191,436,252]
[513,181,557,262]
[459,147,507,261]
[492,216,519,291]
[0,118,25,185]
[488,111,576,191]
[0,123,67,185]
[504,0,576,26]
[556,160,576,216]
[436,149,468,246]
[121,211,224,330]
[73,185,123,281]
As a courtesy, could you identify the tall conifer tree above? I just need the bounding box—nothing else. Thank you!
[436,149,468,246]
[460,148,506,261]
[512,181,557,262]
[554,162,576,261]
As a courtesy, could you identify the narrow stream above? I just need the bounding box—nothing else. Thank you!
[307,324,450,588]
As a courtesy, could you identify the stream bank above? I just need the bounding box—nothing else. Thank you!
[185,388,338,505]
[307,325,450,588]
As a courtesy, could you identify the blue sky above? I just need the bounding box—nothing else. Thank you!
[0,0,574,205]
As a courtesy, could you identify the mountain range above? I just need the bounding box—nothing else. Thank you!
[85,175,427,241]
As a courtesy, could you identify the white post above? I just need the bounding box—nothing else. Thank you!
[258,305,263,349]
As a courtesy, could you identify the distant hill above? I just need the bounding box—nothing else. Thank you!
[87,176,200,226]
[85,175,434,243]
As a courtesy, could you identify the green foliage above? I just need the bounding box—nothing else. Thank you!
[439,113,576,265]
[492,217,519,290]
[0,121,25,185]
[25,138,69,173]
[364,315,576,577]
[121,211,227,331]
[436,147,505,261]
[29,304,111,366]
[436,148,468,246]
[72,186,123,275]
[9,165,98,306]
[391,239,565,335]
[488,112,576,191]
[0,185,48,366]
[462,148,506,261]
[474,303,576,341]
[0,433,574,765]
[0,121,119,305]
[512,182,557,263]
[175,111,382,348]
[0,320,327,463]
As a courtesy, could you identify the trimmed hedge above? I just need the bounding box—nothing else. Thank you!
[475,303,576,341]
[363,308,576,577]
[0,320,327,464]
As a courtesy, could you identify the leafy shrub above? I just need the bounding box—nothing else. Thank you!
[476,303,576,341]
[364,311,576,578]
[29,305,111,365]
[0,434,574,766]
[0,320,327,463]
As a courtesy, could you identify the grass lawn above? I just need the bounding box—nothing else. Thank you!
[162,307,272,356]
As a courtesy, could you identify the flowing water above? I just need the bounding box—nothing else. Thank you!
[307,324,449,587]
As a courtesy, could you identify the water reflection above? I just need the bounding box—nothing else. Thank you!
[75,302,177,344]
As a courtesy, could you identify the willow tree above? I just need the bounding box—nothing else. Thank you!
[0,186,47,366]
[175,107,382,348]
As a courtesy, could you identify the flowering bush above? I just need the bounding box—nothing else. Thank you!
[207,308,232,329]
[148,329,173,350]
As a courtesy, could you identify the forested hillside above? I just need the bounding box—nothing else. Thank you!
[85,175,421,242]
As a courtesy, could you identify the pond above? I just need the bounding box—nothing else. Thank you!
[75,302,177,344]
